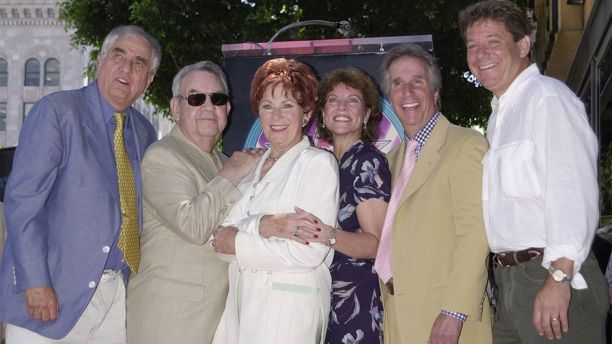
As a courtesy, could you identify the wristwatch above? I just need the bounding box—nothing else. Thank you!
[328,227,337,247]
[548,266,571,285]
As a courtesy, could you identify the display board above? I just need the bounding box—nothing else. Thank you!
[221,35,433,155]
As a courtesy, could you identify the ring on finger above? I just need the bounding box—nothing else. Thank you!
[551,317,559,322]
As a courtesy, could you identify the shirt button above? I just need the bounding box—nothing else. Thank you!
[88,281,96,288]
[102,246,110,253]
[249,196,255,200]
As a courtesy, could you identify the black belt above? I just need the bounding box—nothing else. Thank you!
[493,247,544,267]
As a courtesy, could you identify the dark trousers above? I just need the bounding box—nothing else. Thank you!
[493,254,608,344]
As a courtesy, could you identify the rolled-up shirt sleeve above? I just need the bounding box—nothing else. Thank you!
[535,93,599,289]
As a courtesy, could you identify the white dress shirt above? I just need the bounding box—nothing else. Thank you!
[482,64,599,289]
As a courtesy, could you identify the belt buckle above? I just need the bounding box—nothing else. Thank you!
[385,280,395,295]
[494,253,506,267]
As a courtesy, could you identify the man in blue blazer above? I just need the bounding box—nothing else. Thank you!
[0,25,160,343]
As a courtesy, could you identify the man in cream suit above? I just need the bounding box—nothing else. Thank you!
[375,43,491,344]
[126,61,261,344]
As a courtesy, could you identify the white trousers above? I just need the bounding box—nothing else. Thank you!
[7,270,126,344]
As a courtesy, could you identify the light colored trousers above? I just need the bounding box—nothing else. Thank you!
[6,270,126,344]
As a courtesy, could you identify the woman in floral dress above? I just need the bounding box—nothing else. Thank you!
[301,68,391,344]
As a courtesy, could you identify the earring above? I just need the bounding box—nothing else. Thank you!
[363,122,367,130]
[322,120,326,128]
[302,118,309,128]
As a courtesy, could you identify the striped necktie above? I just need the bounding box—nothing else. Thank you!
[113,112,140,272]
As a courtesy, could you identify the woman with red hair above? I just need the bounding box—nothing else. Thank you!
[212,58,339,344]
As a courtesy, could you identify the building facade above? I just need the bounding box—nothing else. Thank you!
[0,0,88,147]
[0,0,171,149]
[533,0,612,215]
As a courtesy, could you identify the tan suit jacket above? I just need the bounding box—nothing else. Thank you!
[127,126,242,344]
[382,115,492,344]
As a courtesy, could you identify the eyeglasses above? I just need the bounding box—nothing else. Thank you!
[177,93,229,106]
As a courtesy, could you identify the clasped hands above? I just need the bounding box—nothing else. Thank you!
[259,207,335,246]
[211,207,335,254]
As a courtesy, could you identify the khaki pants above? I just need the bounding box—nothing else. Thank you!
[493,254,608,344]
[6,270,126,344]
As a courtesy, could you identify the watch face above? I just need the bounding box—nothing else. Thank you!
[329,237,337,246]
[552,269,565,281]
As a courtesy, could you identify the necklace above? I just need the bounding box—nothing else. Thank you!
[266,153,282,162]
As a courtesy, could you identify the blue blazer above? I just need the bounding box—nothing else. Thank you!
[0,82,156,339]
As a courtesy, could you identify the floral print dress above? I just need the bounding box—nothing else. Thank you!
[324,141,391,344]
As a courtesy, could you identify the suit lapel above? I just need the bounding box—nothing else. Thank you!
[81,83,119,204]
[399,116,449,205]
[171,126,221,182]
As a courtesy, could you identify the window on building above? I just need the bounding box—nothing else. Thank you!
[0,102,6,131]
[23,102,34,120]
[23,9,30,18]
[35,8,43,18]
[24,58,40,86]
[11,8,19,18]
[0,9,7,18]
[0,59,7,87]
[47,8,54,18]
[44,58,60,86]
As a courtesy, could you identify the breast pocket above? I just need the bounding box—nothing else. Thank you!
[495,141,541,199]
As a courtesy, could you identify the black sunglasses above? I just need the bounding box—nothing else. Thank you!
[178,93,229,106]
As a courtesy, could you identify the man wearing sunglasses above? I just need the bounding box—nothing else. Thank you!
[0,26,159,343]
[126,61,261,344]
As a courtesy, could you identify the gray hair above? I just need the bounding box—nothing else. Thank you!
[380,43,442,105]
[99,25,162,75]
[171,61,229,97]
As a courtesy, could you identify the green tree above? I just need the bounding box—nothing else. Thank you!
[59,0,518,126]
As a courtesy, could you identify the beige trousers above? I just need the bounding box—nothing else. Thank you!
[6,270,126,344]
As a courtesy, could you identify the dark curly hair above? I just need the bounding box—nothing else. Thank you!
[316,68,381,144]
[458,0,535,42]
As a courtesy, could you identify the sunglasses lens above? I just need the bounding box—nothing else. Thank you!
[186,94,206,106]
[184,93,228,106]
[211,93,229,106]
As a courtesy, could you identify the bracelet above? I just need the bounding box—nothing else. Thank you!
[328,227,337,247]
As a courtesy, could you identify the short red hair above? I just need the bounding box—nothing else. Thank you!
[249,58,318,116]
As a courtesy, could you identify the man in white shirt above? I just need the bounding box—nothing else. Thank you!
[459,1,608,343]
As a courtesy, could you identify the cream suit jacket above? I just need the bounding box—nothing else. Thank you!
[213,137,339,344]
[382,115,492,344]
[127,126,242,344]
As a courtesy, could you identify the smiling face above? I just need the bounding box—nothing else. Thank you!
[388,56,438,138]
[258,83,308,154]
[97,35,155,112]
[170,70,230,152]
[322,83,369,143]
[466,19,530,98]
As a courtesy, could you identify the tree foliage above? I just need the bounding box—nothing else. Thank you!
[59,0,521,127]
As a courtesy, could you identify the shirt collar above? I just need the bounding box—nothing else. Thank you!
[406,111,439,145]
[96,80,131,124]
[495,63,539,104]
